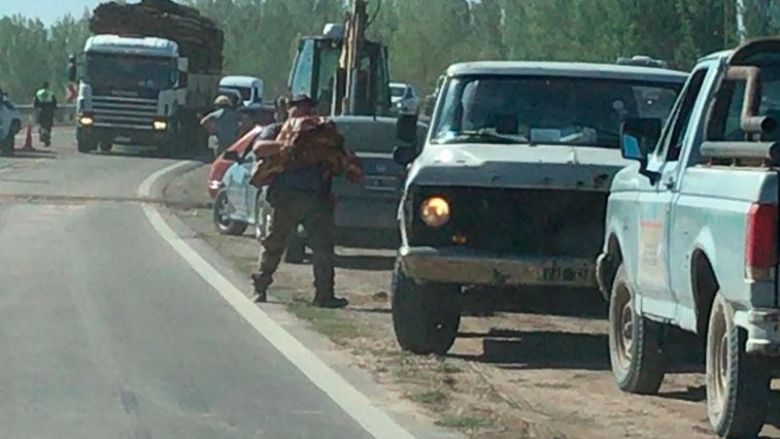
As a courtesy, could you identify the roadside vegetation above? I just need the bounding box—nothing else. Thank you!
[2,0,779,102]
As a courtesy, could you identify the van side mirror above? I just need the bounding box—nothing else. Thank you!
[397,113,418,144]
[620,118,661,162]
[67,55,77,82]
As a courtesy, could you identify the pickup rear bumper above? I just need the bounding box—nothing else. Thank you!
[734,309,780,356]
[399,245,597,288]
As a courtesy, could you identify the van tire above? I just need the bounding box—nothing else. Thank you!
[392,259,461,355]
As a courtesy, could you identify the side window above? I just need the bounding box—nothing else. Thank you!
[657,69,708,161]
[289,40,314,97]
[709,73,780,141]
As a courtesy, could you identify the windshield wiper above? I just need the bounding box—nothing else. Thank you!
[434,128,527,145]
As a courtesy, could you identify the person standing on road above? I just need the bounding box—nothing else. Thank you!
[250,94,359,309]
[200,95,239,158]
[34,82,57,147]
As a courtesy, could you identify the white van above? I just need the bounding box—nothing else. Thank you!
[219,76,264,107]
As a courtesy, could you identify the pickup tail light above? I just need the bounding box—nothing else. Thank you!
[745,203,777,281]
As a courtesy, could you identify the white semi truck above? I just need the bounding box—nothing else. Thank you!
[69,35,219,154]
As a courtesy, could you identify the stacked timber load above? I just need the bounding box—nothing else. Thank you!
[90,0,223,74]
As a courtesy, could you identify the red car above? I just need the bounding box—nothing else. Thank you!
[207,125,264,198]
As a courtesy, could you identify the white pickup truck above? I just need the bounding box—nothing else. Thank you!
[597,38,780,438]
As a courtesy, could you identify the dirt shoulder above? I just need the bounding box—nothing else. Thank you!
[164,164,780,439]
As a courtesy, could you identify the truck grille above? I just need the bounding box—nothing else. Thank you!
[408,186,607,258]
[91,95,158,130]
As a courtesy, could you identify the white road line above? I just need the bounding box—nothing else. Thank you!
[138,161,415,439]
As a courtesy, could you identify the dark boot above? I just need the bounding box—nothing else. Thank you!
[251,273,268,303]
[312,293,348,309]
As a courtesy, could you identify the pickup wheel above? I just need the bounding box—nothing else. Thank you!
[98,142,113,153]
[213,190,247,236]
[392,260,461,355]
[706,294,770,438]
[608,264,666,394]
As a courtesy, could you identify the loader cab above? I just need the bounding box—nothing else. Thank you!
[288,26,391,117]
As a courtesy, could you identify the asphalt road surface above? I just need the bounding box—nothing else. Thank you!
[0,129,409,439]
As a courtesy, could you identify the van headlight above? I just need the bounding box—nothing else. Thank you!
[420,196,450,228]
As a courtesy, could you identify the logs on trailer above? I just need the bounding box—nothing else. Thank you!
[90,0,223,74]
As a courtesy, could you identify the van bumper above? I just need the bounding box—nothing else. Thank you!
[399,245,597,288]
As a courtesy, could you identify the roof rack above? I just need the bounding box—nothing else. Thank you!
[616,55,668,69]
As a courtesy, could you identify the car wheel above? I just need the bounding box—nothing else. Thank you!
[706,294,770,438]
[391,259,461,355]
[98,142,113,153]
[213,190,247,236]
[284,235,306,263]
[608,263,666,394]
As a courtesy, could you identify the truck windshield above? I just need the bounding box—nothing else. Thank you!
[432,75,681,148]
[86,53,177,90]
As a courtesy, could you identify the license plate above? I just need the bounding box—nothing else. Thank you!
[115,136,131,143]
[364,176,397,192]
[539,263,594,284]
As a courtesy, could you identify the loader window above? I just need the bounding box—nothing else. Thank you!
[290,39,315,97]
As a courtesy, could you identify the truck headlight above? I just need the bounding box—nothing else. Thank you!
[153,120,168,131]
[420,196,450,228]
[79,115,94,126]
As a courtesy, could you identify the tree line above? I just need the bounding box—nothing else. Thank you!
[1,0,779,103]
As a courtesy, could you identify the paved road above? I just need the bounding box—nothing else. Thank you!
[0,129,382,438]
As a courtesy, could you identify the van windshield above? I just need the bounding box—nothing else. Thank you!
[432,75,682,148]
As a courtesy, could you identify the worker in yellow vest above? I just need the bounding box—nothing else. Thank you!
[33,82,57,147]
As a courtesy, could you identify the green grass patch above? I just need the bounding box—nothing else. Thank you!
[436,415,495,430]
[439,362,462,374]
[408,390,448,405]
[289,303,360,341]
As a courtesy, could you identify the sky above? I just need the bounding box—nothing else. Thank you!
[1,0,102,24]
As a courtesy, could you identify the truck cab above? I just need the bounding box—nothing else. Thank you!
[72,34,217,154]
[597,38,780,438]
[391,61,687,356]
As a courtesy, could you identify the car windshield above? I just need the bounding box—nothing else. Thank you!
[86,53,177,90]
[432,75,681,148]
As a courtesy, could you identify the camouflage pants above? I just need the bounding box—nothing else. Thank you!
[254,189,335,297]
